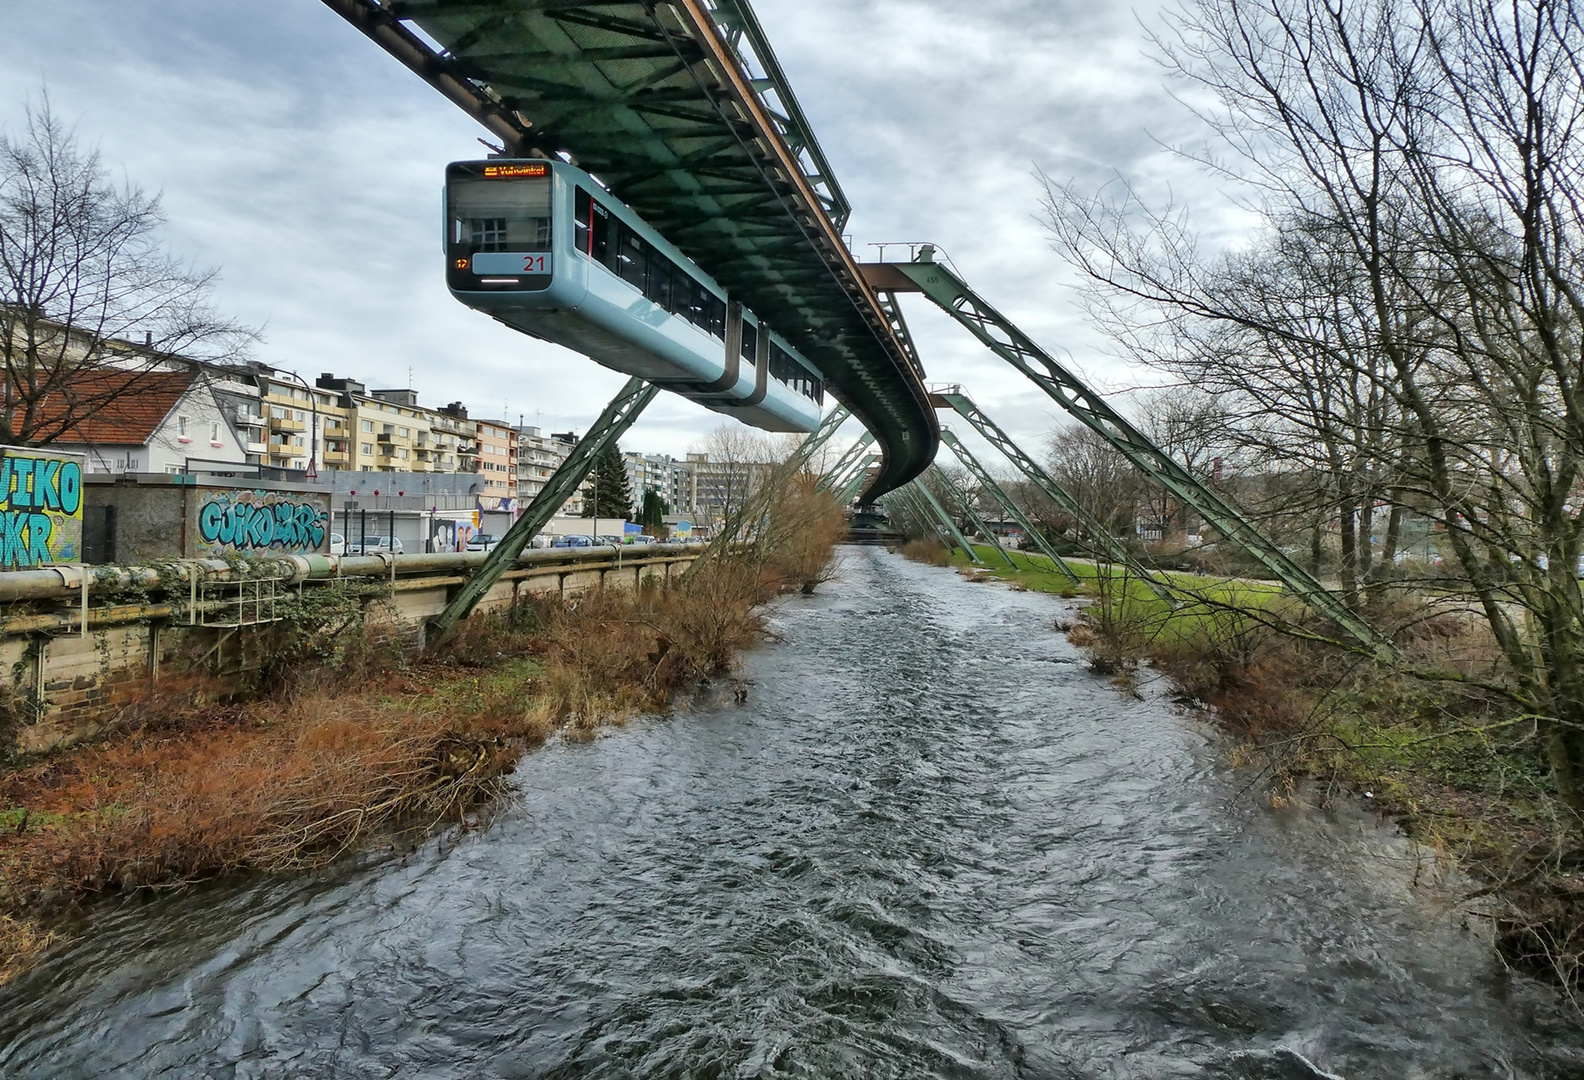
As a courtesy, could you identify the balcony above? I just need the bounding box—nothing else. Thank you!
[269,416,305,433]
[378,444,396,457]
[267,446,297,460]
[323,450,349,465]
[234,411,265,428]
[244,440,268,455]
[376,432,394,443]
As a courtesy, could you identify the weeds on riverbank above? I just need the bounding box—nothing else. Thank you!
[898,538,952,566]
[0,553,795,983]
[917,542,1584,992]
[1067,567,1584,989]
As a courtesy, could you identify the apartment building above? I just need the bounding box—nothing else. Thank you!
[313,377,473,475]
[471,415,519,506]
[624,452,696,517]
[515,426,582,515]
[255,375,350,474]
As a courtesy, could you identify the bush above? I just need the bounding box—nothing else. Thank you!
[900,539,950,566]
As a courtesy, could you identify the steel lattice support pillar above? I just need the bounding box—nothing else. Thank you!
[837,456,880,504]
[938,428,1080,584]
[816,431,876,493]
[914,480,980,563]
[791,404,853,475]
[880,256,1390,654]
[890,489,950,550]
[430,377,660,641]
[934,390,1174,603]
[928,465,1013,568]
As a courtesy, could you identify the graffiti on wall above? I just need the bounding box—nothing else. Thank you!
[0,448,84,568]
[195,490,328,554]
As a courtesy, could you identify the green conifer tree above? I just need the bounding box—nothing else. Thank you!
[583,443,633,519]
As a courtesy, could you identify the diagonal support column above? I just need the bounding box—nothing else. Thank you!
[936,392,1184,605]
[914,478,981,563]
[816,431,876,493]
[429,376,659,642]
[791,403,853,474]
[881,256,1392,654]
[939,428,1080,583]
[893,489,952,549]
[929,464,1014,568]
[837,455,881,504]
[886,488,940,546]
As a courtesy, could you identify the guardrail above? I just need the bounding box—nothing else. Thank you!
[1,543,707,751]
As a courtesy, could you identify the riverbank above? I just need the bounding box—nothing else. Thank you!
[914,539,1584,989]
[0,553,789,983]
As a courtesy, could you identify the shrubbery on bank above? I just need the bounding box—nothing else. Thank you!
[902,541,1584,992]
[0,484,846,983]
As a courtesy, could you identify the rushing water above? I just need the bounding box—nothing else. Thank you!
[2,547,1580,1078]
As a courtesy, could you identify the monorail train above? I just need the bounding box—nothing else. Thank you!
[444,159,826,433]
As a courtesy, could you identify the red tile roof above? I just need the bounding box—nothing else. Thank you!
[28,370,199,446]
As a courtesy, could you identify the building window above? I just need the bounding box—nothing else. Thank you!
[210,422,220,441]
[361,443,373,455]
[362,419,374,432]
[399,449,409,460]
[177,416,188,436]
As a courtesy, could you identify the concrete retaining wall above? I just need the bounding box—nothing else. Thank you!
[0,544,700,753]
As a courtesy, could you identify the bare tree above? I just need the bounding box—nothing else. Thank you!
[690,424,779,530]
[0,98,254,446]
[1047,0,1584,812]
[1046,422,1144,538]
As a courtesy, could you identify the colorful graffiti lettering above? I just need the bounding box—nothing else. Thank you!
[197,494,327,553]
[0,451,84,568]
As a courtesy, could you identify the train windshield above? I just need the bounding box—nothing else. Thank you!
[448,174,551,254]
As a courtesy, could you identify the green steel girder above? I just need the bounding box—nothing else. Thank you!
[322,0,937,498]
[887,257,1391,655]
[927,465,1013,568]
[837,456,880,504]
[913,479,980,564]
[933,389,1173,603]
[938,428,1080,584]
[887,490,945,549]
[817,431,876,494]
[789,403,852,472]
[430,376,659,640]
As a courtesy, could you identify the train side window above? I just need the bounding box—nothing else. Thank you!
[618,230,647,290]
[603,218,623,274]
[574,188,591,256]
[740,321,758,364]
[647,259,673,311]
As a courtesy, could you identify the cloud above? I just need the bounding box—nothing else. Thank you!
[0,0,1228,468]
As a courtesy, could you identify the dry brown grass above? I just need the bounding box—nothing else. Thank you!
[900,538,951,566]
[0,564,773,983]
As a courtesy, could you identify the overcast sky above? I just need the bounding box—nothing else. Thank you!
[0,0,1231,469]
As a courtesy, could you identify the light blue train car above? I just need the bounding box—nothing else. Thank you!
[444,159,825,433]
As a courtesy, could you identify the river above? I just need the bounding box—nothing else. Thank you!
[1,546,1578,1078]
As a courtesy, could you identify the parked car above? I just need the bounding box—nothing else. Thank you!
[597,535,625,547]
[465,533,500,553]
[552,534,594,548]
[628,534,656,545]
[348,536,404,555]
[330,533,346,557]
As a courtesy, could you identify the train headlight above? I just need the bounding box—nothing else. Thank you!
[455,258,470,271]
